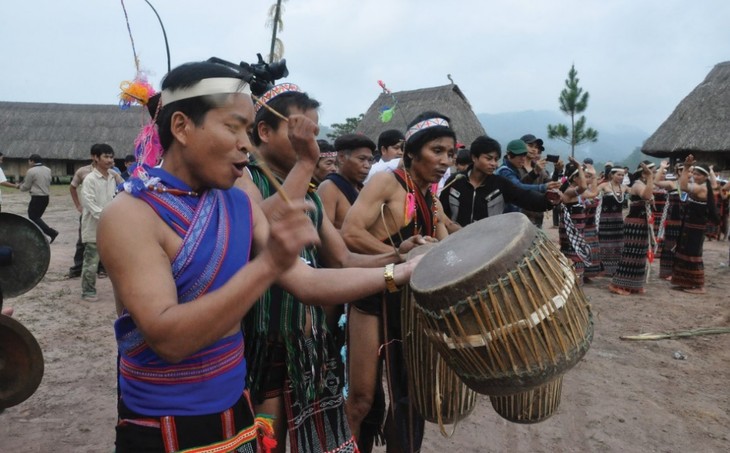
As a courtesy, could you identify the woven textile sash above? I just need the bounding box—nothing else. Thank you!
[115,167,253,416]
[562,203,592,266]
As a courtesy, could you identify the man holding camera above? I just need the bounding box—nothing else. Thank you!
[495,138,561,215]
[520,134,553,228]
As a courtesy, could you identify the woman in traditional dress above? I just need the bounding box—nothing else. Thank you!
[581,165,602,281]
[655,162,685,280]
[596,166,630,276]
[671,156,719,294]
[559,157,588,285]
[608,161,655,295]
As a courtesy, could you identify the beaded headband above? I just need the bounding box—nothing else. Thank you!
[319,151,338,159]
[160,77,251,105]
[404,118,450,142]
[254,83,302,113]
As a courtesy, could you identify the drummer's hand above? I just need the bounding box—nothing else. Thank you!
[397,235,431,256]
[394,254,423,286]
[287,114,321,165]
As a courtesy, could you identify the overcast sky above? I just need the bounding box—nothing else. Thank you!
[2,0,728,135]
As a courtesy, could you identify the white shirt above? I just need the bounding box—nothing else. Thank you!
[80,168,117,243]
[0,167,6,204]
[364,158,401,184]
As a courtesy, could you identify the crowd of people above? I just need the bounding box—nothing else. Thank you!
[1,57,728,453]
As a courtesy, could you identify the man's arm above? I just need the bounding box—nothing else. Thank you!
[496,166,549,192]
[316,180,342,228]
[18,169,34,192]
[98,193,320,364]
[237,114,320,216]
[498,176,553,212]
[80,178,103,220]
[69,168,86,212]
[277,254,418,306]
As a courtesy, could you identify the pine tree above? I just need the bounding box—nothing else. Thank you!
[547,64,598,157]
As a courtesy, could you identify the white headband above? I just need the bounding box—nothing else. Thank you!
[161,77,251,105]
[695,166,709,175]
[405,118,450,141]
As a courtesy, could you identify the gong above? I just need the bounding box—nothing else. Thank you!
[0,212,49,408]
[0,212,51,298]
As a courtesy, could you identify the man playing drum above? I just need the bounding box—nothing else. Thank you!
[235,82,411,453]
[341,111,454,452]
[99,61,417,452]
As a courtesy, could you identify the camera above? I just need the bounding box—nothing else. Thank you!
[546,154,560,163]
[208,53,289,96]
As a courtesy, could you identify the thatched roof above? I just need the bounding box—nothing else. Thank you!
[642,61,730,166]
[356,84,486,147]
[0,101,145,160]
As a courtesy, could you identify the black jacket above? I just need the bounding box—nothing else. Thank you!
[439,168,553,226]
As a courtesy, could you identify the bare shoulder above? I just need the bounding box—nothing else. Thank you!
[316,179,336,195]
[234,170,264,205]
[361,171,399,199]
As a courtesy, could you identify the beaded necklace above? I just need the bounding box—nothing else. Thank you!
[609,181,624,204]
[147,184,199,197]
[402,169,438,237]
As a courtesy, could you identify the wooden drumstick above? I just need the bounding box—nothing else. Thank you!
[441,173,466,192]
[251,94,289,122]
[247,147,291,205]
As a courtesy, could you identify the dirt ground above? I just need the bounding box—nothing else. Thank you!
[0,188,728,453]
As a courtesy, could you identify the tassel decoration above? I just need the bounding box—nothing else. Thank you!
[255,415,278,453]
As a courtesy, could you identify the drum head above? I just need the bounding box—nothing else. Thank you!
[410,213,538,310]
[0,315,44,408]
[0,213,51,298]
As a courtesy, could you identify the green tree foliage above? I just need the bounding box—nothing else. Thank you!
[327,114,364,141]
[547,64,598,157]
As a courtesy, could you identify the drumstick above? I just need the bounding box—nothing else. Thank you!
[251,94,289,122]
[441,173,465,192]
[248,147,292,205]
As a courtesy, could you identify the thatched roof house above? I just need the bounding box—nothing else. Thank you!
[0,101,144,180]
[642,61,730,169]
[356,84,486,148]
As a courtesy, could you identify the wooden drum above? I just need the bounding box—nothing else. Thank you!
[410,213,593,423]
[402,266,477,430]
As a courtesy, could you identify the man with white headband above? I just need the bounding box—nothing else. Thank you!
[341,111,455,452]
[99,61,418,452]
[236,81,417,453]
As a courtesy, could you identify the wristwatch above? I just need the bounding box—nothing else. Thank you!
[384,263,399,293]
